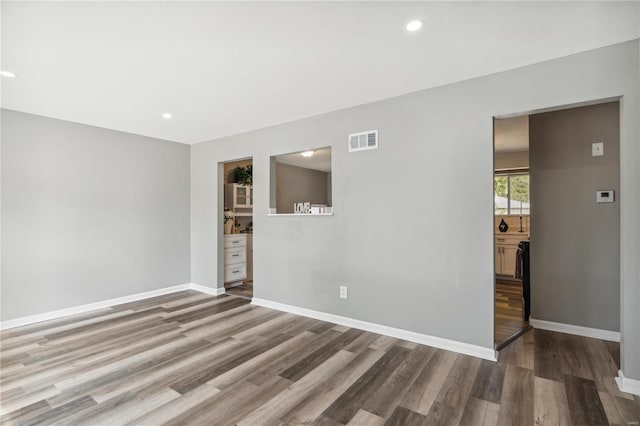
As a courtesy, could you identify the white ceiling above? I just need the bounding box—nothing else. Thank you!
[1,2,638,144]
[494,115,528,153]
[275,147,332,173]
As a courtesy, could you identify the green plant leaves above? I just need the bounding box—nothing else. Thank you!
[232,166,252,186]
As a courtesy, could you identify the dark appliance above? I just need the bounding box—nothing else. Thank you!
[519,240,530,321]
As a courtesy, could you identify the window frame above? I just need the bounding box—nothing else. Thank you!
[494,169,530,216]
[268,146,334,216]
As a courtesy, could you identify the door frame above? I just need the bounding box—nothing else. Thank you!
[217,156,254,295]
[492,96,623,349]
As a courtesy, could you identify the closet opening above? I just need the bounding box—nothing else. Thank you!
[221,158,253,299]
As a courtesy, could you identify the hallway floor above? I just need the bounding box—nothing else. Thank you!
[495,279,529,349]
[1,291,637,425]
[225,280,253,299]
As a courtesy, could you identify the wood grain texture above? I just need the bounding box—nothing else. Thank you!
[1,292,638,425]
[495,280,529,348]
[459,397,499,426]
[225,281,253,299]
[496,364,534,425]
[347,409,384,426]
[533,376,571,426]
[564,375,609,425]
[533,329,563,382]
[470,359,505,404]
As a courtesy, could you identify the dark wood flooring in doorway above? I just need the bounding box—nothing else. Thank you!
[1,291,638,425]
[225,280,253,299]
[495,279,530,349]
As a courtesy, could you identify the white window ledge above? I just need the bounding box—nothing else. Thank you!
[267,213,334,217]
[268,208,333,216]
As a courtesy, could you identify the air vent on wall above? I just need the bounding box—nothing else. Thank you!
[348,130,378,152]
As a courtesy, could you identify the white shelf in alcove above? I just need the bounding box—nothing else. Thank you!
[267,208,333,217]
[267,213,334,217]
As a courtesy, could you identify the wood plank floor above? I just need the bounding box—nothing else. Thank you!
[225,281,253,299]
[1,291,638,425]
[495,279,529,349]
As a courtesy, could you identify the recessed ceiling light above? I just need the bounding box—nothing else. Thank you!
[406,20,424,32]
[0,70,17,78]
[301,151,314,158]
[162,113,172,119]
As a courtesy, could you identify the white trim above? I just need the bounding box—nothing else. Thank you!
[616,370,640,396]
[529,318,620,342]
[0,283,225,330]
[267,207,333,216]
[251,298,497,361]
[267,213,334,217]
[189,283,226,297]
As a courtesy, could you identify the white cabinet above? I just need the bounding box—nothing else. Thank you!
[495,234,525,278]
[501,245,519,277]
[225,184,253,209]
[225,263,247,284]
[224,246,246,264]
[495,244,502,275]
[224,234,247,287]
[223,183,252,286]
[247,234,253,281]
[224,235,247,249]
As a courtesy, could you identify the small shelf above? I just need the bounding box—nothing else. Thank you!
[267,212,333,217]
[268,207,333,216]
[267,213,334,217]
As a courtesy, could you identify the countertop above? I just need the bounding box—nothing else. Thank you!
[495,233,530,239]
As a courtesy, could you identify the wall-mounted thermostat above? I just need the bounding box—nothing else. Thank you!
[596,190,615,203]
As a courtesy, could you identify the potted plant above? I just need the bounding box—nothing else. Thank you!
[231,165,252,186]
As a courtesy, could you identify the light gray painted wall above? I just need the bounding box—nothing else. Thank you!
[1,110,191,321]
[494,151,529,169]
[530,102,620,331]
[275,163,329,213]
[191,41,639,377]
[327,172,332,206]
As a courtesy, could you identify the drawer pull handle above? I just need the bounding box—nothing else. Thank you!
[232,240,240,244]
[497,238,505,242]
[232,254,239,257]
[232,270,240,273]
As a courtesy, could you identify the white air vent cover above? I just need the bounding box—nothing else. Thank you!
[348,130,378,152]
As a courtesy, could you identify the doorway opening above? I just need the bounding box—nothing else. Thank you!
[221,158,253,299]
[493,115,531,350]
[493,100,621,359]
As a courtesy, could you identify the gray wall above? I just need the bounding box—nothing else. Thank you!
[1,110,191,321]
[494,151,529,170]
[530,102,620,331]
[275,162,329,213]
[191,41,640,379]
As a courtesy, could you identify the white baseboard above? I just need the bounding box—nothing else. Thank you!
[529,318,620,342]
[189,283,226,297]
[0,283,225,330]
[616,370,640,396]
[251,298,497,361]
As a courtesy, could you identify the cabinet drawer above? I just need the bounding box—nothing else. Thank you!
[225,247,246,265]
[495,236,525,245]
[224,264,247,283]
[224,235,247,248]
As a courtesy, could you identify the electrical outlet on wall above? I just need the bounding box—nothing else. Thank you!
[339,286,348,299]
[592,142,604,156]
